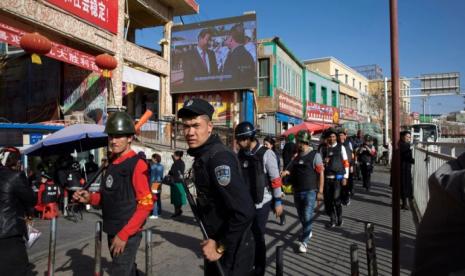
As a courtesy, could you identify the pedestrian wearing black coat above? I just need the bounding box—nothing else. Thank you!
[0,147,36,275]
[400,131,414,210]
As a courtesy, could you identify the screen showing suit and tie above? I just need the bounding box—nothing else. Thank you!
[170,14,257,93]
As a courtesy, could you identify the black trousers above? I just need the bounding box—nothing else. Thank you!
[324,178,342,221]
[341,171,354,204]
[361,164,372,190]
[205,229,255,276]
[107,232,142,276]
[251,201,271,276]
[0,236,30,276]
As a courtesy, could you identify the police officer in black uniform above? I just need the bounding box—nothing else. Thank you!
[320,128,349,228]
[178,98,255,276]
[356,134,376,192]
[235,121,283,276]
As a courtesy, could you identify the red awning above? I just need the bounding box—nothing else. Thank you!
[282,122,331,137]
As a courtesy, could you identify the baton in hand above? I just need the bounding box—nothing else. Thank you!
[178,171,225,276]
[81,164,107,190]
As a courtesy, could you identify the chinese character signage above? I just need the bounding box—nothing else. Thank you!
[339,107,358,121]
[306,102,336,123]
[45,0,118,34]
[0,22,100,72]
[277,91,303,119]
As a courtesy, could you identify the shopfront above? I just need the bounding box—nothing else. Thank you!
[0,21,107,124]
[276,91,303,134]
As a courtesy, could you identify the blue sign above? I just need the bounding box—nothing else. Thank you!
[29,133,43,145]
[276,112,302,125]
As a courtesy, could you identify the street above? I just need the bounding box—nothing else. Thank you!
[29,166,416,276]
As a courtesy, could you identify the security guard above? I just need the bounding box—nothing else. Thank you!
[235,121,283,275]
[178,98,255,276]
[338,128,354,205]
[356,134,377,192]
[40,173,60,205]
[73,111,154,276]
[281,130,324,253]
[320,128,349,228]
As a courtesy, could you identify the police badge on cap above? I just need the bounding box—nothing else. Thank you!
[177,98,215,120]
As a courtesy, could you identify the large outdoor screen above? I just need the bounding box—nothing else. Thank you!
[171,14,257,93]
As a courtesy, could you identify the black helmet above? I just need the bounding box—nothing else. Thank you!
[297,130,311,144]
[104,111,135,135]
[234,121,256,139]
[364,134,373,142]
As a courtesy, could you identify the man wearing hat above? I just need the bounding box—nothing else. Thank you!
[281,130,324,253]
[320,127,349,228]
[73,111,154,276]
[178,98,255,276]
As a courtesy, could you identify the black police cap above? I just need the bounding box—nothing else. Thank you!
[177,98,214,120]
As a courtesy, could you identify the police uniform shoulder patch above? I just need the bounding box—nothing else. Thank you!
[214,165,231,186]
[106,174,114,188]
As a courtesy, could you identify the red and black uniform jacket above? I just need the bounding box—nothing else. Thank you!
[90,150,154,241]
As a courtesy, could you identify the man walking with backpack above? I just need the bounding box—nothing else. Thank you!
[235,121,284,276]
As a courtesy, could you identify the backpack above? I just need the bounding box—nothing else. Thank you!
[239,146,268,204]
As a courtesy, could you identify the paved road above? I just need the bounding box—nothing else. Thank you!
[29,166,416,275]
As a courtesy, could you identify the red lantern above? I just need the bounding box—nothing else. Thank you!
[95,53,117,78]
[19,32,52,65]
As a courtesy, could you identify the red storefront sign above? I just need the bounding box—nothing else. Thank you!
[277,92,303,118]
[0,22,100,73]
[339,107,358,121]
[306,102,337,123]
[45,0,118,34]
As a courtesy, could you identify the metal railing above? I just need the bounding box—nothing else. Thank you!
[413,142,463,217]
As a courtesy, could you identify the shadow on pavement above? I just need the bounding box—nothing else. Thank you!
[52,243,111,276]
[149,228,202,258]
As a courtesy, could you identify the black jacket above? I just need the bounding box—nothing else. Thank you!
[169,159,185,183]
[188,134,255,272]
[0,167,36,239]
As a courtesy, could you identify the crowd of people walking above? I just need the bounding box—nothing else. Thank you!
[0,98,421,276]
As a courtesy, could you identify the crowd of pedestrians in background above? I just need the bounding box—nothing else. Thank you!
[0,98,424,276]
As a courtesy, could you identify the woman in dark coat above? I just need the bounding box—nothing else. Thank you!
[168,151,186,217]
[400,130,414,210]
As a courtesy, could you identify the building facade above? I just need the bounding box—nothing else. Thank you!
[304,57,371,122]
[305,69,342,125]
[0,0,198,124]
[256,37,304,135]
[369,78,412,126]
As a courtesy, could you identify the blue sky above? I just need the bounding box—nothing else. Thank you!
[136,0,465,114]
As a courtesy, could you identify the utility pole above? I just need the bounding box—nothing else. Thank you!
[389,0,401,275]
[384,77,389,145]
